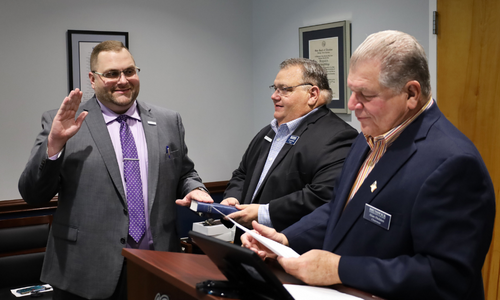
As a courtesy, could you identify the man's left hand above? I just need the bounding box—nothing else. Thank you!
[227,204,259,228]
[176,188,213,206]
[278,250,342,286]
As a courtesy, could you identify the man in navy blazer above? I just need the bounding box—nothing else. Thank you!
[220,58,357,232]
[19,41,212,299]
[242,30,495,300]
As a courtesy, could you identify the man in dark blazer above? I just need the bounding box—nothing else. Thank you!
[221,58,357,232]
[18,41,212,300]
[242,31,495,300]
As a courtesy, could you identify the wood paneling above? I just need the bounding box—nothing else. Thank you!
[203,180,229,194]
[437,0,500,299]
[0,181,229,215]
[0,198,58,214]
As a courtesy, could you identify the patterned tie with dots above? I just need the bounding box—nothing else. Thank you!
[116,115,146,243]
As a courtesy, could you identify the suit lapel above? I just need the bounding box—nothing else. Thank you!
[324,136,369,236]
[137,101,159,214]
[245,129,275,203]
[330,139,417,247]
[323,103,441,252]
[82,98,126,207]
[251,107,329,202]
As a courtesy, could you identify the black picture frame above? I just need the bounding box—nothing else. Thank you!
[299,21,351,114]
[67,30,129,101]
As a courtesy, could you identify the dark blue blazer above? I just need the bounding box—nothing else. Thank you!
[283,103,495,300]
[224,105,357,231]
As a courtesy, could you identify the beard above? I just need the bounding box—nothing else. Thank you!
[94,83,140,113]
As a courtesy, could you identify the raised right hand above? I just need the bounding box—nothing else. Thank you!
[47,89,88,156]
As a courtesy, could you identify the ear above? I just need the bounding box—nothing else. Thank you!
[89,72,96,89]
[405,80,421,110]
[307,86,321,106]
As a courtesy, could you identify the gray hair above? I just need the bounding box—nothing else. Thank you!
[350,30,431,100]
[280,58,333,104]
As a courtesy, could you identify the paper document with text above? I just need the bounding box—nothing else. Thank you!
[212,206,300,258]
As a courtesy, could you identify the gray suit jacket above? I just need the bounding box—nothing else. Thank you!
[18,97,204,298]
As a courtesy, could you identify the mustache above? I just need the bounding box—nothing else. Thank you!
[112,86,133,91]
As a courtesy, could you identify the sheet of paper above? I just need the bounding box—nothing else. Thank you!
[309,37,340,100]
[284,284,363,300]
[212,207,300,258]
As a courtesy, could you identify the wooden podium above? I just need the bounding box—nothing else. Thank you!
[122,249,382,300]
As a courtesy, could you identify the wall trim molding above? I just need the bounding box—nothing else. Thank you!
[0,180,228,215]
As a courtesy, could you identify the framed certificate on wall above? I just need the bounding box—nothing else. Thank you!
[299,21,351,114]
[67,30,129,102]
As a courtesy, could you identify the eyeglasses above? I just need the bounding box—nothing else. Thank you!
[269,83,313,96]
[92,67,140,81]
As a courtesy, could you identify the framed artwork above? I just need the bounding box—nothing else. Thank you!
[67,30,129,102]
[299,21,351,114]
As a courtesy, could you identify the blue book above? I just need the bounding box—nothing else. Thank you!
[190,200,238,218]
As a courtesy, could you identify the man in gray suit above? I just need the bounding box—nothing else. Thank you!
[18,41,212,300]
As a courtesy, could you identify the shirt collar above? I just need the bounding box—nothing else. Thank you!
[364,97,434,148]
[270,106,321,133]
[96,98,141,125]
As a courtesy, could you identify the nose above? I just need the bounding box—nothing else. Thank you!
[347,92,363,111]
[271,89,281,101]
[117,71,129,84]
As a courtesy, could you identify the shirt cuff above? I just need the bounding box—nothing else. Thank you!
[47,147,64,160]
[258,204,273,228]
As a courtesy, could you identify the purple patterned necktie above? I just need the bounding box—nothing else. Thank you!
[116,115,146,243]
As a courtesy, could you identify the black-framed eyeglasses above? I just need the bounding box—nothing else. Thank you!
[92,67,140,81]
[269,83,313,96]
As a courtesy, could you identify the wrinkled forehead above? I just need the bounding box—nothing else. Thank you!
[348,59,381,83]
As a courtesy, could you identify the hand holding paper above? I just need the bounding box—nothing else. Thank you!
[212,208,345,289]
[212,207,299,258]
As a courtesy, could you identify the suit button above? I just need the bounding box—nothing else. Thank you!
[120,238,126,244]
[123,209,128,216]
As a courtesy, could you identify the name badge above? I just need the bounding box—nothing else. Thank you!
[264,136,272,142]
[286,135,299,145]
[363,204,391,230]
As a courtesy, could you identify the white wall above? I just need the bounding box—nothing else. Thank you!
[251,0,432,133]
[0,0,254,200]
[0,0,434,200]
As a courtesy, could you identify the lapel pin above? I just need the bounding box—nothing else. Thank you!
[370,181,377,193]
[285,135,299,145]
